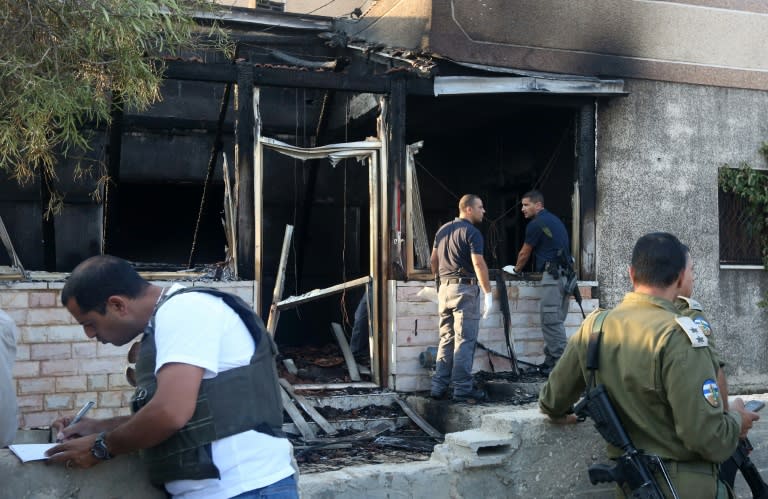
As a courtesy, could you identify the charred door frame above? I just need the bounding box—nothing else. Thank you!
[252,95,390,385]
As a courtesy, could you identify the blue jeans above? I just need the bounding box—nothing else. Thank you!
[230,476,298,499]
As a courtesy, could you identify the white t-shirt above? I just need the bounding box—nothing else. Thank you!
[155,284,294,499]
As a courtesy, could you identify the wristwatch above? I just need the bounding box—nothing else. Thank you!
[91,431,112,460]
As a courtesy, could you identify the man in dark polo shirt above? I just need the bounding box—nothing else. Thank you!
[504,190,571,374]
[430,194,492,402]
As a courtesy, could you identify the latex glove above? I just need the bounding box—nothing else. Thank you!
[502,265,518,275]
[482,292,493,319]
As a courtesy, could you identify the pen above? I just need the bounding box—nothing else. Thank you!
[54,401,94,443]
[68,401,95,427]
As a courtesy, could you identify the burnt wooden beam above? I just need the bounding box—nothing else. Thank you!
[103,96,124,256]
[39,170,56,271]
[162,60,433,95]
[577,101,597,281]
[387,76,407,282]
[188,82,233,269]
[122,116,234,133]
[235,62,256,280]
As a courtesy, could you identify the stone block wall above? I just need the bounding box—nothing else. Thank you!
[1,279,255,430]
[389,280,599,392]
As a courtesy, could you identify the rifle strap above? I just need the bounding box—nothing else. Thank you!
[586,310,609,389]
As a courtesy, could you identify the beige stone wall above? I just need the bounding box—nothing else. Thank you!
[2,280,255,430]
[389,280,599,392]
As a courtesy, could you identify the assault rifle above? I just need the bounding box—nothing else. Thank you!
[574,385,679,499]
[554,250,585,319]
[719,401,768,498]
[728,437,768,499]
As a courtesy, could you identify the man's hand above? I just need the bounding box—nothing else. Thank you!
[51,416,100,442]
[547,414,579,425]
[45,433,101,469]
[731,398,761,439]
[482,292,493,319]
[502,265,518,276]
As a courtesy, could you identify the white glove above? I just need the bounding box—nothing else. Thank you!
[502,265,518,275]
[482,292,493,319]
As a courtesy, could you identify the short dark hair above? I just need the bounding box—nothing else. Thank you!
[522,190,544,205]
[631,232,688,287]
[61,255,149,314]
[459,194,480,211]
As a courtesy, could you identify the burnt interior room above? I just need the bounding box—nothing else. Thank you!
[405,93,579,273]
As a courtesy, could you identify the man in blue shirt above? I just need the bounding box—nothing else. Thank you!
[430,194,493,402]
[504,190,571,374]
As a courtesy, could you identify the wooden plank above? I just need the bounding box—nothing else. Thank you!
[235,61,256,280]
[279,378,338,436]
[266,225,294,336]
[301,421,392,446]
[330,322,361,382]
[222,153,238,277]
[276,276,369,310]
[279,385,316,441]
[293,442,352,451]
[292,382,378,390]
[394,397,444,440]
[282,358,298,375]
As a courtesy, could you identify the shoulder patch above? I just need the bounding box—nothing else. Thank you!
[676,295,703,311]
[675,316,709,347]
[702,379,721,408]
[693,317,712,337]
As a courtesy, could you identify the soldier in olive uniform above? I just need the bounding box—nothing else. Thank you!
[539,232,758,498]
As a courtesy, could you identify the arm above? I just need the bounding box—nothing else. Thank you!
[430,248,439,275]
[47,362,203,467]
[105,362,203,454]
[539,329,586,419]
[52,415,129,441]
[0,314,18,447]
[471,253,491,294]
[717,367,729,412]
[514,243,534,271]
[662,338,743,462]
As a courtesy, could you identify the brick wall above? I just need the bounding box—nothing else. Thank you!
[4,275,596,427]
[389,280,599,392]
[2,280,255,430]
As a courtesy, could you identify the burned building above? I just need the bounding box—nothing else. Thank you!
[2,1,766,429]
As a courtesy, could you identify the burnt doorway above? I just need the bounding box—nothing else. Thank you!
[405,92,585,274]
[256,135,384,385]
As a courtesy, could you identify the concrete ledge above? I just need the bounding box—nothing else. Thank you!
[0,449,165,499]
[301,407,615,498]
[7,398,768,498]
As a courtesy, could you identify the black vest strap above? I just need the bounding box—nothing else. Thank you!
[586,310,609,389]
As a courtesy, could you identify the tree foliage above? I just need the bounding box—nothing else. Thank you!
[0,0,229,187]
[719,143,768,306]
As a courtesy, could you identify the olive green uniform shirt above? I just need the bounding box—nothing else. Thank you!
[539,292,741,464]
[675,296,723,369]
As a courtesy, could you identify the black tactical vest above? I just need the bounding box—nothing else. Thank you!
[131,287,285,485]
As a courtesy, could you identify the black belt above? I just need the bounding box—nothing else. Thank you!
[443,277,477,285]
[543,261,562,272]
